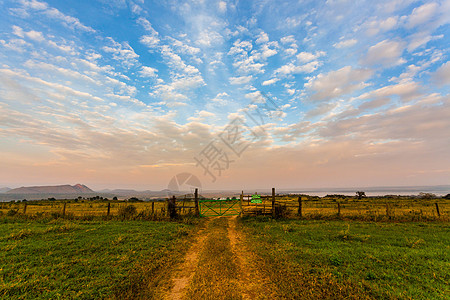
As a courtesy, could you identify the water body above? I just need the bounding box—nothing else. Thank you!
[280,185,450,197]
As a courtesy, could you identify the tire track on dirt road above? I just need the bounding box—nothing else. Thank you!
[166,216,273,299]
[166,220,210,300]
[227,216,276,300]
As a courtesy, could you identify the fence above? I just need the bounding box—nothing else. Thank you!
[1,187,449,220]
[0,200,169,218]
[241,188,449,220]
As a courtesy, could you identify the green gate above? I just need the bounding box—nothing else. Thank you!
[198,199,241,217]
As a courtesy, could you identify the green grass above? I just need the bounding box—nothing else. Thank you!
[0,217,198,299]
[239,217,450,299]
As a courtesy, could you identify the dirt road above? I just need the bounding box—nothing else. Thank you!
[164,216,273,300]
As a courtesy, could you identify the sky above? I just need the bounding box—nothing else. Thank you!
[0,0,449,191]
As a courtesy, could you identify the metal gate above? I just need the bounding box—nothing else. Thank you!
[198,199,241,217]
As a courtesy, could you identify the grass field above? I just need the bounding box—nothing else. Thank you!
[239,217,450,299]
[0,200,170,218]
[1,203,449,299]
[0,217,198,299]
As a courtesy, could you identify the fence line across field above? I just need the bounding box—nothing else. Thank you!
[1,187,448,220]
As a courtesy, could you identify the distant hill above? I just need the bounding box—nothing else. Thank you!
[0,187,11,193]
[7,184,93,194]
[96,188,178,197]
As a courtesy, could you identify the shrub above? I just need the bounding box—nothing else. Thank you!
[7,209,18,217]
[118,205,137,219]
[273,204,289,219]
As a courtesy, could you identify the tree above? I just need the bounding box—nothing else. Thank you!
[419,192,436,199]
[356,191,366,199]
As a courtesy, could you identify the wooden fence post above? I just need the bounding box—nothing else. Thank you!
[435,203,441,217]
[168,195,177,218]
[240,191,243,217]
[337,202,341,217]
[62,202,66,217]
[298,196,302,218]
[107,202,111,216]
[23,203,27,215]
[151,201,155,215]
[271,188,276,218]
[194,188,199,216]
[386,203,390,218]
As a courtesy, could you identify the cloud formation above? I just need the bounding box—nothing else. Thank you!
[0,0,448,190]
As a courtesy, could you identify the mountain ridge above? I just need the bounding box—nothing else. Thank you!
[0,187,11,193]
[7,184,93,194]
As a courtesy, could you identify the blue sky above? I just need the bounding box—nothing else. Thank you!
[0,0,449,190]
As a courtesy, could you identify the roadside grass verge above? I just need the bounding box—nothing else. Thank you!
[238,217,450,299]
[185,217,242,300]
[0,217,200,299]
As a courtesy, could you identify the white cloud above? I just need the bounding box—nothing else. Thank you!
[16,0,95,33]
[228,40,252,55]
[168,37,201,56]
[361,39,406,66]
[305,66,373,101]
[407,2,438,28]
[284,48,297,56]
[12,26,44,42]
[358,80,421,102]
[188,110,215,121]
[333,39,357,48]
[44,7,95,32]
[280,35,295,44]
[256,32,269,44]
[432,61,450,86]
[25,30,44,42]
[0,38,30,52]
[275,61,320,76]
[407,31,443,52]
[102,38,139,67]
[140,35,160,48]
[47,40,76,54]
[251,44,278,60]
[364,16,398,36]
[262,78,280,86]
[305,102,339,119]
[131,3,142,14]
[24,60,98,84]
[21,0,49,10]
[159,45,201,76]
[170,75,204,90]
[212,92,228,102]
[229,75,253,85]
[152,84,188,103]
[232,58,265,75]
[137,17,159,36]
[244,91,265,103]
[297,51,325,63]
[196,29,223,47]
[139,66,158,78]
[218,1,227,13]
[285,16,303,28]
[12,25,24,37]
